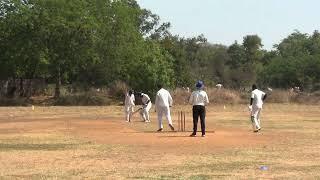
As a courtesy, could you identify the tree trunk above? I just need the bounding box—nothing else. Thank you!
[54,66,61,98]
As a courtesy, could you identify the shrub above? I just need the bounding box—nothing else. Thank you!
[171,88,243,105]
[108,81,129,100]
[0,97,29,106]
[54,91,111,106]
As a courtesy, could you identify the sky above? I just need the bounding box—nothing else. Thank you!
[136,0,320,50]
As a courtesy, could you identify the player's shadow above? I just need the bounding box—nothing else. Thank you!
[158,131,215,138]
[121,131,215,135]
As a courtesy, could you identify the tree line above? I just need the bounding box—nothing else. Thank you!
[1,0,320,98]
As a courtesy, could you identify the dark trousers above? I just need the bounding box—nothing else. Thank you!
[192,105,206,135]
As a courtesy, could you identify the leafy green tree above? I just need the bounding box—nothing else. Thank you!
[227,41,246,68]
[275,30,310,57]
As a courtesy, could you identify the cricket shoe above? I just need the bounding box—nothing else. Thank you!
[201,134,206,137]
[190,133,196,137]
[169,124,175,131]
[157,128,163,132]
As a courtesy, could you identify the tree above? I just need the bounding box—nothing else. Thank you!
[227,41,245,68]
[275,30,310,57]
[243,35,263,63]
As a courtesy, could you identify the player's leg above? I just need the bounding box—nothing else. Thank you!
[141,108,146,122]
[145,102,152,122]
[256,108,262,130]
[124,106,130,122]
[199,106,206,136]
[157,107,164,131]
[191,105,199,136]
[164,106,174,131]
[251,106,261,132]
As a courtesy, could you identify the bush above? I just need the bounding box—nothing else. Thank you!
[207,88,243,104]
[265,89,292,103]
[171,88,192,105]
[171,88,243,105]
[0,97,29,106]
[54,91,111,106]
[108,81,129,100]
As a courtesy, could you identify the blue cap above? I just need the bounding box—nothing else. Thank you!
[196,80,204,89]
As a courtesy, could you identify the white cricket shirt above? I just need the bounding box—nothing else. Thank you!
[155,88,173,108]
[141,93,151,104]
[251,89,266,108]
[125,93,135,107]
[189,90,209,106]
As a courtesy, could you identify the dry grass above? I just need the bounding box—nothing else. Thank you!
[171,88,243,105]
[0,104,320,179]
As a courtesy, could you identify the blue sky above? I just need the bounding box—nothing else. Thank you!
[136,0,320,50]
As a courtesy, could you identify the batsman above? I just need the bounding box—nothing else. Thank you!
[248,84,267,132]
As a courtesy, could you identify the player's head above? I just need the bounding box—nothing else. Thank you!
[157,83,163,89]
[196,80,204,90]
[252,84,257,90]
[137,92,143,97]
[128,90,134,96]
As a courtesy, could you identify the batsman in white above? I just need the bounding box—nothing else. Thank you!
[248,84,267,132]
[155,84,175,132]
[139,92,152,123]
[124,90,135,122]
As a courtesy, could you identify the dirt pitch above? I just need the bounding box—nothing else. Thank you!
[0,104,319,179]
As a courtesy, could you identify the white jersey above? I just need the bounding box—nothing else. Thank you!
[141,93,151,105]
[189,90,209,106]
[155,88,173,108]
[251,89,266,108]
[125,93,135,107]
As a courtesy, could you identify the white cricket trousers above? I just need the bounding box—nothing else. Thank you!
[251,106,262,130]
[142,102,152,122]
[124,106,134,122]
[157,106,172,129]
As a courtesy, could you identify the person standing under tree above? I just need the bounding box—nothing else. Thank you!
[155,84,175,132]
[248,84,267,132]
[189,80,209,137]
[124,90,135,122]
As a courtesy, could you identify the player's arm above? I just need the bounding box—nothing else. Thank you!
[249,92,254,111]
[188,92,194,105]
[250,92,254,106]
[168,92,173,107]
[262,94,267,101]
[144,95,151,105]
[204,92,209,105]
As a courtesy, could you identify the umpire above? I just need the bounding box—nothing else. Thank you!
[189,80,209,137]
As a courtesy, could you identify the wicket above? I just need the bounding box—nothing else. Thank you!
[177,111,186,132]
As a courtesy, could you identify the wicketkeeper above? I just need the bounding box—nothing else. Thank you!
[124,90,135,122]
[248,84,267,132]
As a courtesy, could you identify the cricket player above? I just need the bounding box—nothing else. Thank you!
[155,84,174,132]
[139,92,152,122]
[124,90,135,122]
[189,80,209,137]
[248,84,267,132]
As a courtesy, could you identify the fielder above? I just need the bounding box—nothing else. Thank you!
[248,84,267,132]
[155,84,175,132]
[138,92,152,123]
[124,90,135,122]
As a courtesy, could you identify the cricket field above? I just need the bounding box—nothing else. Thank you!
[0,104,319,179]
